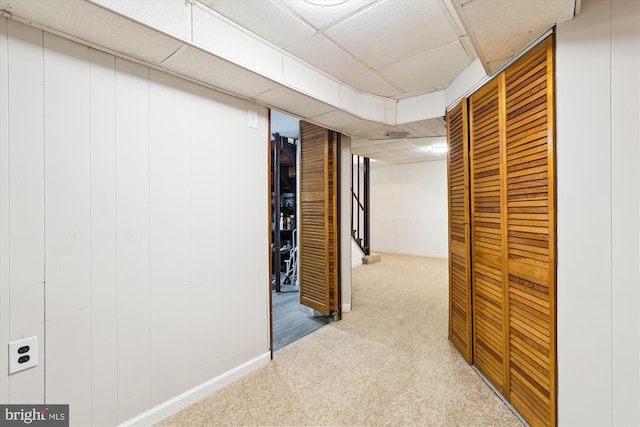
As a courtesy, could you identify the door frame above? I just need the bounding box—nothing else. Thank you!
[267,112,352,356]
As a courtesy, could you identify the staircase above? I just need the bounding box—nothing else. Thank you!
[352,155,370,256]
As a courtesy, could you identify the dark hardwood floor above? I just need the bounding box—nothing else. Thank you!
[272,283,330,351]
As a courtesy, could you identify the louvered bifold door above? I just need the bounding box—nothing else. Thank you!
[469,78,509,394]
[299,121,339,316]
[447,99,473,364]
[504,37,556,427]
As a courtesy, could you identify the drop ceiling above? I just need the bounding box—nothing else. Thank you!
[0,0,577,163]
[191,0,576,163]
[201,0,475,100]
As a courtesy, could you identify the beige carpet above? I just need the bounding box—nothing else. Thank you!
[157,253,523,426]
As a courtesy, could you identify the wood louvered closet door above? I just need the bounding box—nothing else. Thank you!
[447,35,556,426]
[469,77,508,394]
[299,121,339,316]
[446,100,473,364]
[504,37,556,427]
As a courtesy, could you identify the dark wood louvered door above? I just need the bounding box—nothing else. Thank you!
[298,121,339,316]
[469,77,509,395]
[504,37,556,427]
[446,99,473,364]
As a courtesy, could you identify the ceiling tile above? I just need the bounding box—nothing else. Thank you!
[351,145,389,155]
[278,0,378,29]
[393,122,440,138]
[384,147,423,157]
[256,86,336,118]
[347,124,390,140]
[162,46,277,98]
[191,6,285,81]
[340,70,403,98]
[351,138,376,148]
[93,0,192,41]
[311,110,377,132]
[378,41,472,95]
[458,0,574,73]
[422,117,447,135]
[374,140,414,151]
[326,0,459,69]
[408,136,447,147]
[402,119,447,137]
[285,33,369,80]
[199,0,315,49]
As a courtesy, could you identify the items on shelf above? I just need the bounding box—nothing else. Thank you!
[277,213,296,230]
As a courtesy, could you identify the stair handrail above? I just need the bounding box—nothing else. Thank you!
[351,155,370,256]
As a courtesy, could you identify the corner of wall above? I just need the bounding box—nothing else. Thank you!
[340,135,353,310]
[120,352,271,427]
[555,0,640,424]
[0,14,10,405]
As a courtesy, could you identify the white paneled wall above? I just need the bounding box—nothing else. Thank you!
[2,18,46,404]
[0,19,270,426]
[189,84,227,383]
[0,16,8,405]
[610,1,640,423]
[556,0,640,425]
[43,31,93,421]
[115,57,153,423]
[89,48,118,425]
[370,160,448,258]
[148,69,192,408]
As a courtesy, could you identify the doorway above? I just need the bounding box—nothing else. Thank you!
[270,110,331,352]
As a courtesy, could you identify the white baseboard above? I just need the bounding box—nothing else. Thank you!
[342,303,351,313]
[119,351,271,427]
[370,249,448,259]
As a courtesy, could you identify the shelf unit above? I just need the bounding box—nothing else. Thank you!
[272,133,297,293]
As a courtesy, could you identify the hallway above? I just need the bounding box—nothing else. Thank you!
[157,253,522,426]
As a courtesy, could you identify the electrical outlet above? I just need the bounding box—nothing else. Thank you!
[8,336,38,375]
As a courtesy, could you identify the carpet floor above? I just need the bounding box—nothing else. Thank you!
[156,253,523,426]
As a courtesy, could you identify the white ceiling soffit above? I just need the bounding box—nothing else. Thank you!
[168,1,399,125]
[0,0,403,127]
[454,0,575,74]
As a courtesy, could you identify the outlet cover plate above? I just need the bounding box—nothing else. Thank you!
[8,336,38,374]
[248,110,258,129]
